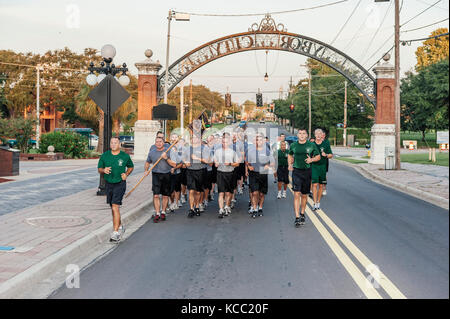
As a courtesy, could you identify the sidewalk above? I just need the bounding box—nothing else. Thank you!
[0,172,154,298]
[332,152,449,209]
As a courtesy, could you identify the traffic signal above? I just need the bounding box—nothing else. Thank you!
[357,103,365,113]
[225,93,231,107]
[289,104,295,113]
[256,93,263,107]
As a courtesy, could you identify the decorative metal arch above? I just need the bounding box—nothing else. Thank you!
[158,14,376,106]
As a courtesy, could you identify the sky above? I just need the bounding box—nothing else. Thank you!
[0,0,449,104]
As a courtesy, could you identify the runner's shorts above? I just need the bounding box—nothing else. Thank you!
[312,164,327,184]
[180,167,187,185]
[204,169,213,190]
[211,165,218,184]
[217,171,235,194]
[292,168,312,194]
[232,167,239,189]
[152,172,171,196]
[170,173,182,193]
[186,168,205,192]
[106,180,126,206]
[277,166,290,184]
[237,162,245,179]
[248,171,268,194]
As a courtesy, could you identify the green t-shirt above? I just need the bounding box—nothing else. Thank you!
[288,141,319,169]
[98,150,134,184]
[277,149,289,167]
[314,139,333,166]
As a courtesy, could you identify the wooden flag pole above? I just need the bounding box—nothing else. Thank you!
[125,138,180,199]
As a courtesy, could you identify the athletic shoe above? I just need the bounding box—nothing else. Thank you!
[110,231,121,242]
[316,202,321,210]
[251,210,257,219]
[224,206,230,216]
[300,214,306,225]
[180,195,186,204]
[226,206,232,216]
[195,207,201,216]
[230,199,236,209]
[118,224,125,236]
[160,213,166,221]
[152,214,160,223]
[282,190,287,198]
[238,187,243,195]
[277,191,282,199]
[218,209,224,219]
[199,204,205,212]
[258,208,263,216]
[178,201,183,208]
[210,193,215,201]
[323,189,327,196]
[295,217,301,228]
[187,209,195,218]
[203,200,208,208]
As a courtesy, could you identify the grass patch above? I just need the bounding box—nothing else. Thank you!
[334,157,368,164]
[401,152,449,167]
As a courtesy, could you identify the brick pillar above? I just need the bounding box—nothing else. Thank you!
[369,54,396,165]
[133,50,163,160]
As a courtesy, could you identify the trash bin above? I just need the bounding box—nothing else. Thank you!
[0,146,20,176]
[385,146,395,170]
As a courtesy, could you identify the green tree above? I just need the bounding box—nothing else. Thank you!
[401,58,449,141]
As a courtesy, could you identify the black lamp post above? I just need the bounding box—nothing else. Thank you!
[86,44,130,196]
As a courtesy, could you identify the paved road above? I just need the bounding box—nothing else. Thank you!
[0,162,145,216]
[51,123,448,299]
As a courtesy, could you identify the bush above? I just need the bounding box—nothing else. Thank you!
[39,131,88,158]
[0,117,36,152]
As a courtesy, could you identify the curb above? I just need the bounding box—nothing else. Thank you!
[332,159,449,210]
[0,197,153,299]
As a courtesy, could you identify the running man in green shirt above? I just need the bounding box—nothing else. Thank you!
[288,129,320,227]
[312,128,333,210]
[97,137,134,242]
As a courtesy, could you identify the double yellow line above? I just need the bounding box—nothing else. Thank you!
[287,180,406,299]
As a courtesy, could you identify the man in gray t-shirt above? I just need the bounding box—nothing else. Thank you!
[144,137,176,222]
[214,133,240,217]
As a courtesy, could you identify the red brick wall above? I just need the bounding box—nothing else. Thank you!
[138,75,158,121]
[375,78,395,124]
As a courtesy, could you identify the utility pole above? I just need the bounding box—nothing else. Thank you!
[189,79,193,123]
[36,65,40,149]
[394,0,401,170]
[180,80,184,137]
[308,69,312,138]
[343,80,347,147]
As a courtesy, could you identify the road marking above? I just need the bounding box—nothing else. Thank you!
[307,197,407,299]
[286,185,382,299]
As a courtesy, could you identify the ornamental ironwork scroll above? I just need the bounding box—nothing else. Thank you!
[158,15,376,106]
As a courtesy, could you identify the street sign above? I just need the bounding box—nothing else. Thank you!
[88,75,130,114]
[152,104,178,120]
[436,131,449,144]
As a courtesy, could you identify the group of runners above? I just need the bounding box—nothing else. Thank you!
[97,123,333,242]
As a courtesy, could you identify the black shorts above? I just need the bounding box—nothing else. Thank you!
[170,173,181,193]
[204,169,213,190]
[248,171,268,194]
[237,162,245,179]
[277,166,289,184]
[152,172,171,196]
[217,171,235,194]
[106,180,126,206]
[211,165,218,184]
[232,168,239,189]
[180,167,187,185]
[186,169,205,192]
[292,168,312,194]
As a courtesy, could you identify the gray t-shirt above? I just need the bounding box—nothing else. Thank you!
[146,144,172,174]
[246,144,274,174]
[206,144,215,172]
[214,147,239,173]
[184,144,210,170]
[170,146,182,174]
[232,140,245,163]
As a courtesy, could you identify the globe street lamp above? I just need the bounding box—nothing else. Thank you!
[86,44,129,196]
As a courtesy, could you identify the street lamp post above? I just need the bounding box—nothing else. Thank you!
[86,44,130,196]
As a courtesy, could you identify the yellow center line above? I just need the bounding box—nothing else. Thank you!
[306,197,407,299]
[287,185,382,298]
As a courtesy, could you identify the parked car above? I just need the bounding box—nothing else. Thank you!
[119,135,134,148]
[285,135,298,146]
[7,139,37,149]
[89,134,98,150]
[260,119,265,124]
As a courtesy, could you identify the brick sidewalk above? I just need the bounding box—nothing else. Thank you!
[0,173,152,287]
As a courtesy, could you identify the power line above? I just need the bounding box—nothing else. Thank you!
[330,0,363,45]
[175,1,349,17]
[401,17,449,32]
[400,31,449,44]
[401,0,443,27]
